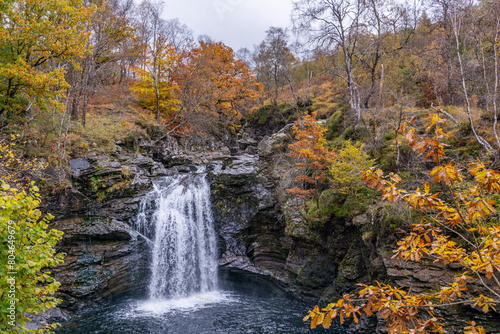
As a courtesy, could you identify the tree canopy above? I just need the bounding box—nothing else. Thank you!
[0,0,93,115]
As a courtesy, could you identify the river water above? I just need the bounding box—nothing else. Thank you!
[56,268,347,334]
[56,174,348,334]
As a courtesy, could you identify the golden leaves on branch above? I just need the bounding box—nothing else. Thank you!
[469,161,500,192]
[464,321,486,334]
[305,114,500,333]
[406,113,449,163]
[429,163,461,186]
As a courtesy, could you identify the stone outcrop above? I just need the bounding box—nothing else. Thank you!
[209,154,290,280]
[52,218,148,310]
[208,125,500,333]
[45,125,500,333]
[43,152,162,311]
[44,145,259,311]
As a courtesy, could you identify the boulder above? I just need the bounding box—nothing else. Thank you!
[69,158,91,177]
[257,123,293,157]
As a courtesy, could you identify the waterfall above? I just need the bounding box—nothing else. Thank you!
[135,174,218,300]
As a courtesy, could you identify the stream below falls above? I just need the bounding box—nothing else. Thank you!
[55,269,348,334]
[56,173,349,333]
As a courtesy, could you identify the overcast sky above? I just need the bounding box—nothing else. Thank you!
[163,0,294,51]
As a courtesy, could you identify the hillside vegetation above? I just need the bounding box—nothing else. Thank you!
[1,0,500,333]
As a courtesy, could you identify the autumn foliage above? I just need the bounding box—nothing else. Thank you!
[328,140,374,197]
[304,114,500,333]
[287,112,336,219]
[167,41,262,147]
[131,43,180,121]
[0,0,93,115]
[0,139,63,334]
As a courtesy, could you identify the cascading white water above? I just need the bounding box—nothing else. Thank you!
[135,174,218,300]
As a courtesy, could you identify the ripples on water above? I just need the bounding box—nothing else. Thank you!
[56,270,348,334]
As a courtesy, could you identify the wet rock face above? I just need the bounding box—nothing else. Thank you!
[208,150,372,304]
[209,154,292,281]
[44,152,160,311]
[52,218,149,310]
[208,126,500,333]
[46,128,500,332]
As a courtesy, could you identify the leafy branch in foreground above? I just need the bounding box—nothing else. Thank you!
[304,114,500,334]
[0,140,64,334]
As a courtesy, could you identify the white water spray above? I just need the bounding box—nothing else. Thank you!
[135,174,218,300]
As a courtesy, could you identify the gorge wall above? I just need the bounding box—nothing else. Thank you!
[42,126,500,333]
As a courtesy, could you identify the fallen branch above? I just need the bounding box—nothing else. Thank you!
[431,104,459,126]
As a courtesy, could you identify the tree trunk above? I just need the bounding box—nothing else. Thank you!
[155,76,160,120]
[348,80,361,125]
[452,10,493,153]
[493,17,500,149]
[81,58,91,128]
[378,64,385,110]
[363,51,380,109]
[345,55,361,125]
[82,86,89,128]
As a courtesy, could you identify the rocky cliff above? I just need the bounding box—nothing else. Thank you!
[43,127,500,333]
[210,126,500,333]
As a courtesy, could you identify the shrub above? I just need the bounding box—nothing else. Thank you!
[328,140,375,197]
[0,183,64,334]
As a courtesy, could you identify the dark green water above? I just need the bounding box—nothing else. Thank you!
[56,270,348,334]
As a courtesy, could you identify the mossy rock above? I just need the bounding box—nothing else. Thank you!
[75,267,112,286]
[325,110,344,140]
